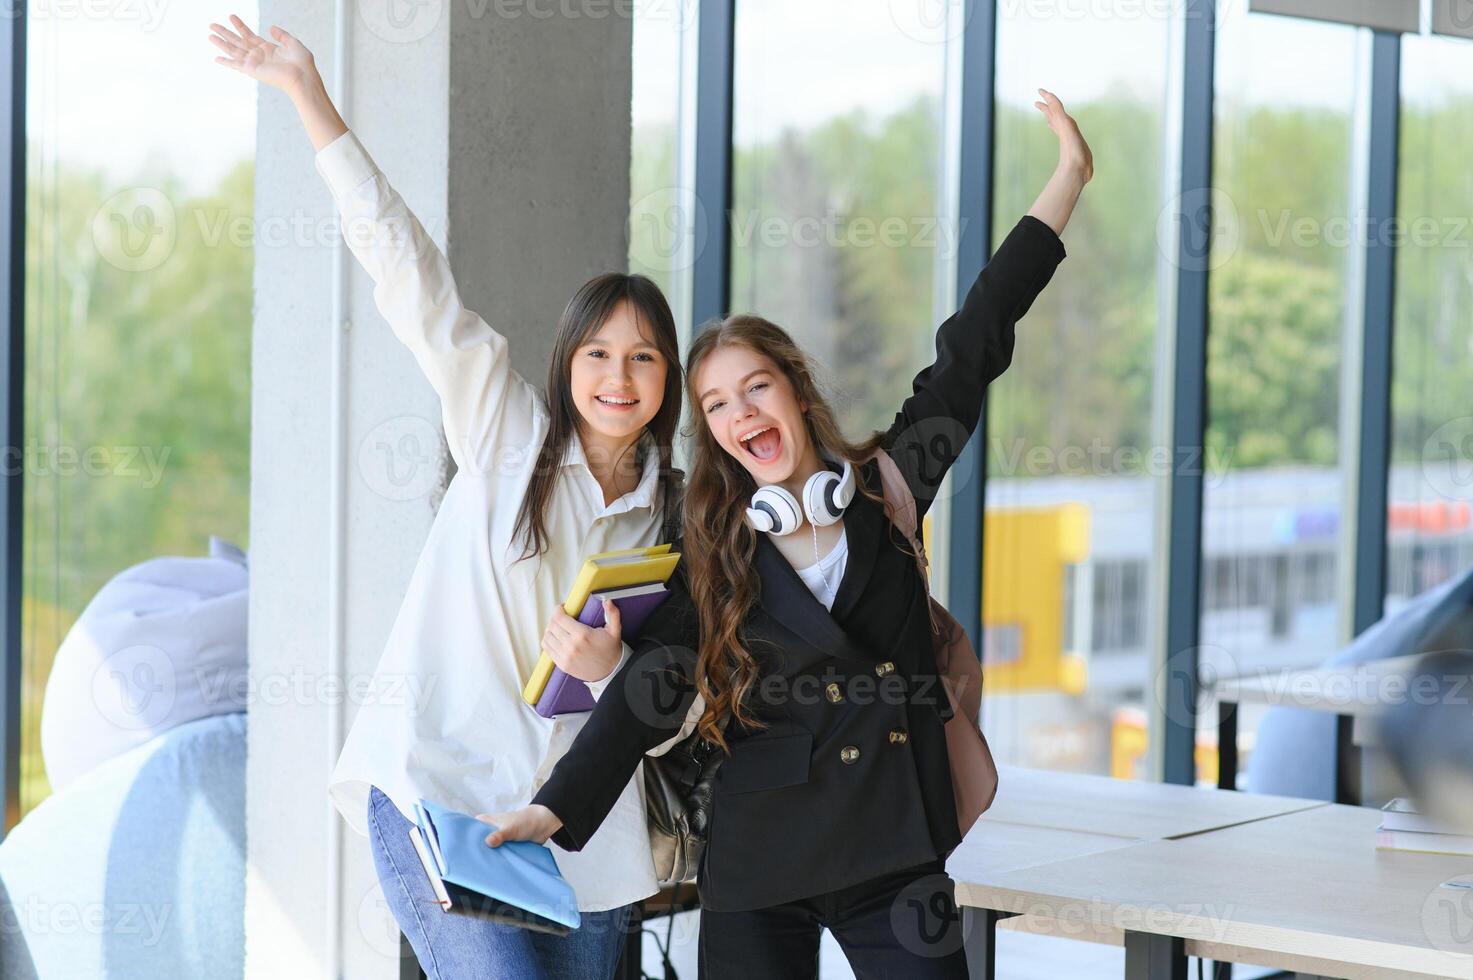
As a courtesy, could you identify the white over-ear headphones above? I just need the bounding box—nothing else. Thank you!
[746,460,856,536]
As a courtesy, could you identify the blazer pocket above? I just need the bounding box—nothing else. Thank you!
[714,732,813,795]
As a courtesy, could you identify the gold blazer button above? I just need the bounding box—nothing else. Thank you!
[840,745,860,764]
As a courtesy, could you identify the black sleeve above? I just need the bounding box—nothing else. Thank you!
[880,214,1067,521]
[532,563,701,852]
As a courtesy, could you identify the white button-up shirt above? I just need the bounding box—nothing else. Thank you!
[315,129,661,913]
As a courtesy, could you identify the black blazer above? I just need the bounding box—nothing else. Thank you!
[533,215,1067,913]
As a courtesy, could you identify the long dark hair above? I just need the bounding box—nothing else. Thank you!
[683,314,892,751]
[512,273,684,561]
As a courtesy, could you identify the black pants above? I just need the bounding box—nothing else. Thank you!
[696,858,969,980]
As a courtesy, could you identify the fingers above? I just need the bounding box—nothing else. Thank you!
[209,24,246,50]
[542,622,573,669]
[230,13,260,40]
[602,598,622,636]
[209,33,246,58]
[544,610,575,646]
[549,607,578,633]
[476,811,506,846]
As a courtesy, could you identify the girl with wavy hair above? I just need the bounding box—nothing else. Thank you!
[486,90,1091,977]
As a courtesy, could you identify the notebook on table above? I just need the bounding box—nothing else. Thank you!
[408,798,580,935]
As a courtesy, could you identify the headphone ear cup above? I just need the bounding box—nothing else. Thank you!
[832,459,856,509]
[803,464,850,528]
[748,485,802,536]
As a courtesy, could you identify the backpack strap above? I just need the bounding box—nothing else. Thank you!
[868,449,940,635]
[869,448,929,579]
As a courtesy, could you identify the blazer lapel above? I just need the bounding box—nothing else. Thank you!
[752,533,870,665]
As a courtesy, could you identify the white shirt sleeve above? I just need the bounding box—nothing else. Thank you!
[312,129,540,475]
[585,641,632,702]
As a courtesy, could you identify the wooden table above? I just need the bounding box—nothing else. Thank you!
[952,790,1473,979]
[983,765,1326,840]
[1213,654,1423,803]
[951,767,1328,979]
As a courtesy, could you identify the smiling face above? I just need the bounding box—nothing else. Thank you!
[568,298,668,447]
[695,343,820,488]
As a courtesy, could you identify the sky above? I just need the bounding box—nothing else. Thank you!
[30,1,260,197]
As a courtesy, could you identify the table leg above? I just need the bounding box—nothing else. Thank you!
[1124,930,1186,980]
[1333,712,1360,805]
[1218,700,1239,791]
[962,908,1016,980]
[1210,959,1232,980]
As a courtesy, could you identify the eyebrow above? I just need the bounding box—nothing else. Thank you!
[700,369,770,403]
[583,335,659,351]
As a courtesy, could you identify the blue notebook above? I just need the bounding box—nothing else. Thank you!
[411,798,581,934]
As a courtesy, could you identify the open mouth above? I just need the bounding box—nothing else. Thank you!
[595,394,640,412]
[739,425,782,462]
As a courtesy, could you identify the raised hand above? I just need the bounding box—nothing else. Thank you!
[208,13,346,152]
[1033,88,1093,184]
[1024,88,1092,236]
[209,14,317,96]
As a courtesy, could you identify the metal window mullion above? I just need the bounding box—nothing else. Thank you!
[1159,0,1215,787]
[692,0,734,330]
[1350,30,1399,637]
[0,3,24,837]
[947,0,998,676]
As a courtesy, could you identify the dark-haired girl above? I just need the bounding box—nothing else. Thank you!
[210,15,684,979]
[487,91,1091,978]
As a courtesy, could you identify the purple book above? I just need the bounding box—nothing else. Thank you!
[535,582,672,718]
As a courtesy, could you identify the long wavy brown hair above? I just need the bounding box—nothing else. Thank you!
[683,314,901,751]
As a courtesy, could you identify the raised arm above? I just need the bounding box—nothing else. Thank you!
[881,89,1090,519]
[209,15,535,474]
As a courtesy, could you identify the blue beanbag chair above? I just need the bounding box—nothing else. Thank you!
[0,711,246,980]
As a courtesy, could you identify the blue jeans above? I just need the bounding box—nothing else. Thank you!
[367,784,633,980]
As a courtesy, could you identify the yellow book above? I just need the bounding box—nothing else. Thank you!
[520,543,680,706]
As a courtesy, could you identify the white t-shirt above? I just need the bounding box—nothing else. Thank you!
[795,526,849,610]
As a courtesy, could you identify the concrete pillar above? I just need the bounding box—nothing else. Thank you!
[245,3,632,977]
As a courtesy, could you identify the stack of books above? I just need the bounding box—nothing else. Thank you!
[521,544,681,718]
[1375,798,1473,855]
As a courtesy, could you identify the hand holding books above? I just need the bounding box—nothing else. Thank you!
[479,802,563,848]
[410,798,580,935]
[523,544,681,718]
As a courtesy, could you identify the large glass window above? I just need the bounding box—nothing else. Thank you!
[981,1,1170,780]
[21,4,256,817]
[629,0,697,341]
[1388,33,1473,613]
[1201,6,1365,784]
[729,0,953,440]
